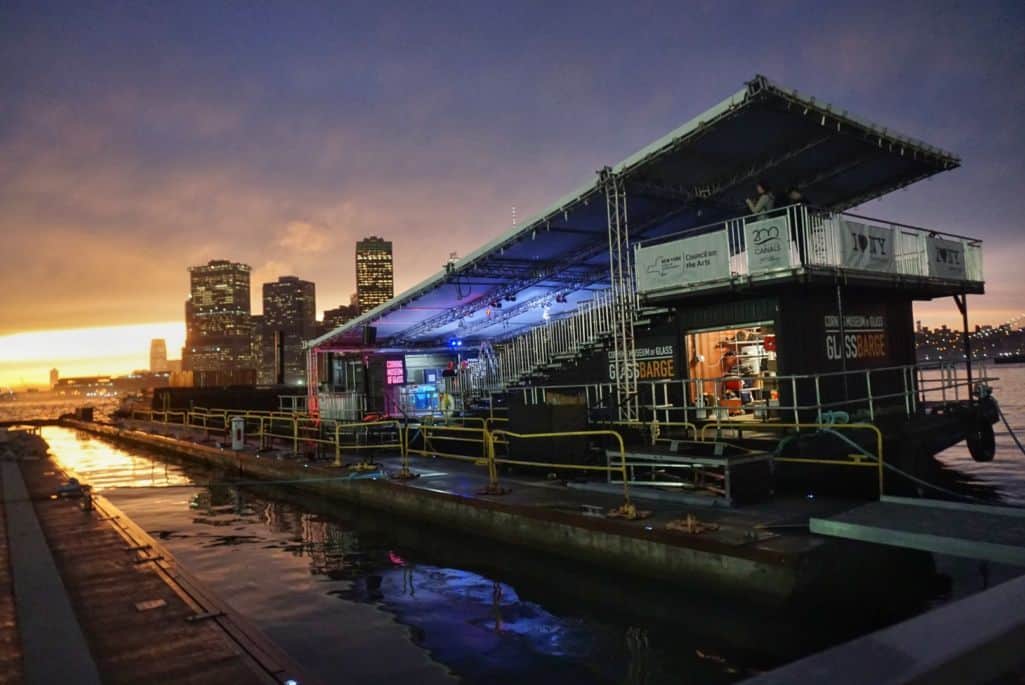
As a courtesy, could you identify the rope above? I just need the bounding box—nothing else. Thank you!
[996,400,1025,458]
[814,427,1024,509]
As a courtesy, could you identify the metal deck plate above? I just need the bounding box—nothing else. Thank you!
[809,495,1025,565]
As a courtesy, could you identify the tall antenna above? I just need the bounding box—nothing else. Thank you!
[512,206,517,226]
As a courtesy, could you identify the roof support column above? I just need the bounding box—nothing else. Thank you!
[601,167,639,422]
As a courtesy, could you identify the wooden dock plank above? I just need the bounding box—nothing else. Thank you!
[1,460,103,685]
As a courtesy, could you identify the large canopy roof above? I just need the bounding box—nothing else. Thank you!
[311,75,959,351]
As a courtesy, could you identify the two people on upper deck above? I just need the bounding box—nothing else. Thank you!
[745,182,805,218]
[745,182,809,264]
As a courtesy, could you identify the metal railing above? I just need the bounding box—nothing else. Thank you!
[513,360,993,426]
[123,406,886,502]
[635,203,984,295]
[700,421,885,495]
[127,408,642,512]
[490,287,618,389]
[488,428,637,515]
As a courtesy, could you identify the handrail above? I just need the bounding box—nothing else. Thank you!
[697,421,885,495]
[636,202,983,249]
[509,359,993,425]
[331,420,404,468]
[489,429,642,517]
[405,423,490,466]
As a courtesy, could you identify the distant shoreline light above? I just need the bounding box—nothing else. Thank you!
[0,321,185,388]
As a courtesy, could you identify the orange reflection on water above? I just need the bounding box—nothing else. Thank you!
[41,426,194,492]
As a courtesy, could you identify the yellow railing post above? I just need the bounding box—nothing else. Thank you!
[333,421,343,467]
[292,417,299,455]
[392,423,417,479]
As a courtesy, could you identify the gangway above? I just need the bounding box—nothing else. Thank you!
[809,496,1025,565]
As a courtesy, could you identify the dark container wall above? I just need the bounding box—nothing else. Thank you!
[778,286,916,418]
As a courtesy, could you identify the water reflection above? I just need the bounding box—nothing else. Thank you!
[41,424,192,490]
[168,483,732,684]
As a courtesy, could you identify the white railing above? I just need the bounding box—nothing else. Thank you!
[482,287,618,391]
[512,360,993,426]
[636,204,984,297]
[318,391,365,421]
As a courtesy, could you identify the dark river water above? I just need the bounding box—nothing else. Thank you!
[4,368,1025,683]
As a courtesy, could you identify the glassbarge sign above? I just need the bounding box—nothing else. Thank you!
[635,232,730,293]
[608,339,676,380]
[824,314,888,362]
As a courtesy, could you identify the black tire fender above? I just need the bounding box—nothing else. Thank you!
[966,417,996,463]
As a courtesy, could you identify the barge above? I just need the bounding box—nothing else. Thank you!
[304,75,997,503]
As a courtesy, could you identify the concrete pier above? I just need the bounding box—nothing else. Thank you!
[742,573,1025,684]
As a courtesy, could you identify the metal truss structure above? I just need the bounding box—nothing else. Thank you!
[601,167,639,422]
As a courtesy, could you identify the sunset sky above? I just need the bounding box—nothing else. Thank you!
[2,1,1024,387]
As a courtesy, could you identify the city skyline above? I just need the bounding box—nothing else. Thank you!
[0,251,370,387]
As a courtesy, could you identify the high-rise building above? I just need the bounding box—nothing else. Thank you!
[149,338,168,372]
[355,236,394,313]
[261,276,316,385]
[49,368,59,389]
[182,260,257,384]
[320,303,359,336]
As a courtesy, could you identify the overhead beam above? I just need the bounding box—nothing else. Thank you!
[389,241,610,344]
[459,266,609,338]
[692,135,832,200]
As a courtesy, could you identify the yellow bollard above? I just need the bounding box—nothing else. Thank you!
[392,423,417,480]
[478,428,507,495]
[333,422,343,467]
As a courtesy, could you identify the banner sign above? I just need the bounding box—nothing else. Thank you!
[608,339,676,381]
[635,231,730,293]
[840,220,896,274]
[744,216,792,274]
[926,237,967,280]
[824,314,887,362]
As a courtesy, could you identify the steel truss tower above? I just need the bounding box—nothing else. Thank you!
[600,167,639,422]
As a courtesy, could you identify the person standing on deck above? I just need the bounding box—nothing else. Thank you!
[745,181,775,217]
[786,187,809,265]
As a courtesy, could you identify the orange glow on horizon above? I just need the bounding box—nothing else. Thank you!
[0,322,185,389]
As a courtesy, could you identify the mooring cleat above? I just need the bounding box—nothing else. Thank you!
[351,461,378,472]
[606,503,653,520]
[390,467,420,480]
[665,513,719,534]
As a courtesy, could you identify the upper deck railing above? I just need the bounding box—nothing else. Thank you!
[635,204,983,297]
